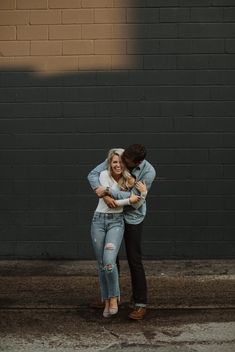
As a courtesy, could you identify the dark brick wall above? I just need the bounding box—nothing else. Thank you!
[0,0,235,259]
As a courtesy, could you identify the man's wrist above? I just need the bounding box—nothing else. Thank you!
[94,186,107,198]
[141,191,147,198]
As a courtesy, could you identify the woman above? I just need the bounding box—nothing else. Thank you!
[90,148,147,318]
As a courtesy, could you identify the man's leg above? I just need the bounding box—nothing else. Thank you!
[124,221,147,311]
[116,255,120,276]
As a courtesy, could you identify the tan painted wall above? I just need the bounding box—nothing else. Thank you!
[0,0,141,72]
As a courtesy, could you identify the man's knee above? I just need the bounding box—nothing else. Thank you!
[127,254,143,269]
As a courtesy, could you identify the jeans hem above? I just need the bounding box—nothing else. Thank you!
[135,303,147,308]
[101,295,120,302]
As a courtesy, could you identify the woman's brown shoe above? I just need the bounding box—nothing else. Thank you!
[128,307,146,320]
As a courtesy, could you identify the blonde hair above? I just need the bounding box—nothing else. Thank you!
[107,148,135,191]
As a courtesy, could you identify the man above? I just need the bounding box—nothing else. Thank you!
[87,144,156,320]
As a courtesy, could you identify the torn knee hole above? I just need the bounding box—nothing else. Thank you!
[105,263,113,271]
[105,243,115,250]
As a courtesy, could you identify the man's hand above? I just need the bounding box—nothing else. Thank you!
[103,195,118,208]
[95,186,106,198]
[135,180,147,193]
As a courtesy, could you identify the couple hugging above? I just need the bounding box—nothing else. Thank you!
[87,144,156,320]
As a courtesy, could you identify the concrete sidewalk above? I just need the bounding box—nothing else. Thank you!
[0,260,235,352]
[0,259,235,309]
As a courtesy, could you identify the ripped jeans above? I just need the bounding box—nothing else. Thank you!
[91,212,124,302]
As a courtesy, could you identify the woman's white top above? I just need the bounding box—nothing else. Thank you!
[95,170,130,213]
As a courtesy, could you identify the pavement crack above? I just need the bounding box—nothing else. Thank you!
[101,325,130,350]
[102,326,121,340]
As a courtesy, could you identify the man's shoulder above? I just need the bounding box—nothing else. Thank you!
[142,159,156,172]
[100,169,108,177]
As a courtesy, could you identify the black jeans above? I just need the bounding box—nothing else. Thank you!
[123,221,147,305]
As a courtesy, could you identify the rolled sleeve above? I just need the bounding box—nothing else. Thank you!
[87,161,107,190]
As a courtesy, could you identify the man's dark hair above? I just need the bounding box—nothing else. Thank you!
[123,144,147,163]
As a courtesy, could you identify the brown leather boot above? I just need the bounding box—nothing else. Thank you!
[128,307,146,320]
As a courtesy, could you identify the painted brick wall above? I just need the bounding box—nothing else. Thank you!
[0,0,235,259]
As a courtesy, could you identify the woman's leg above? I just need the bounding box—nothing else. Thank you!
[90,213,108,302]
[102,216,124,304]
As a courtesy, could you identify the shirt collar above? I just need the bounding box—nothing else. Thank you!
[132,160,145,172]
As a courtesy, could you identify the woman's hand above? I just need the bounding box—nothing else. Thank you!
[127,176,136,189]
[129,193,141,204]
[135,180,147,193]
[103,196,118,208]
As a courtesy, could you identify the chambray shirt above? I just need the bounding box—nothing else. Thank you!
[87,159,156,224]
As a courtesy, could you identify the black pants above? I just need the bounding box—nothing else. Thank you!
[117,221,147,305]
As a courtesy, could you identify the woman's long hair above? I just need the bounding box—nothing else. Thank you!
[107,148,134,191]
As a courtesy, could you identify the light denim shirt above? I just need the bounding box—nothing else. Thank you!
[87,159,156,224]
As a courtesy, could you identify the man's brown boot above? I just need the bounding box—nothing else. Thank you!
[128,307,146,320]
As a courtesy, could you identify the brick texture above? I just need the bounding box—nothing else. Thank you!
[49,25,82,40]
[79,55,111,70]
[49,0,82,9]
[31,41,62,56]
[95,8,126,23]
[94,40,126,54]
[0,10,29,25]
[82,24,113,39]
[0,2,235,259]
[0,5,137,70]
[0,41,29,56]
[82,0,113,7]
[17,0,48,10]
[0,0,15,10]
[30,10,61,24]
[0,26,16,40]
[62,9,93,24]
[17,25,48,40]
[63,40,93,55]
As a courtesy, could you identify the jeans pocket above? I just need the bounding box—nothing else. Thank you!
[111,217,124,229]
[114,213,123,220]
[92,213,99,222]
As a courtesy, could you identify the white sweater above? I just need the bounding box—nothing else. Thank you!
[95,170,130,213]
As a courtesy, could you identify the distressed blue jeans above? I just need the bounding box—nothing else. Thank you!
[91,212,124,302]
